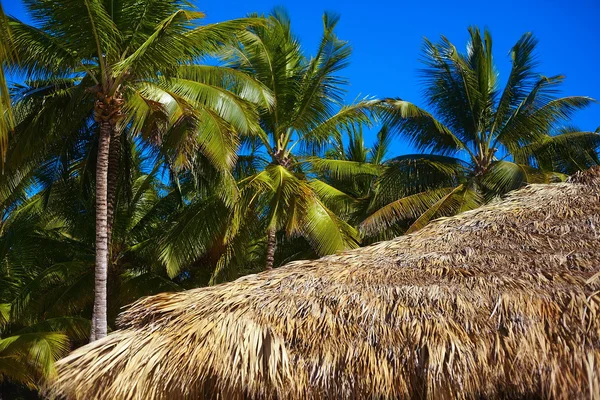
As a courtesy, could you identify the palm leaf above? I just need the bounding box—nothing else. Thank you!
[300,194,359,255]
[360,187,456,236]
[378,99,468,156]
[480,160,552,199]
[308,157,382,180]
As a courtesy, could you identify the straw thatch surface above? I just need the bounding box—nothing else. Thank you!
[49,168,600,400]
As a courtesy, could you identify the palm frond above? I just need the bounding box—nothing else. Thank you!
[309,179,359,218]
[0,331,70,381]
[300,194,359,255]
[490,32,539,135]
[360,187,456,236]
[371,125,392,165]
[291,12,352,132]
[373,154,467,207]
[0,3,15,160]
[378,99,467,156]
[115,9,207,77]
[308,158,382,180]
[481,161,553,199]
[298,100,376,154]
[158,196,229,278]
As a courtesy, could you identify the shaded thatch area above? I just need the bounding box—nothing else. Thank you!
[50,169,600,400]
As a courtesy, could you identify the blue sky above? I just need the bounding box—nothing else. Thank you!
[4,0,599,155]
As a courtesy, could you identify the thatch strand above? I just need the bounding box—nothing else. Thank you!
[49,168,600,399]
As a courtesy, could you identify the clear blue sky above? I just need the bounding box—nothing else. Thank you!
[4,0,599,155]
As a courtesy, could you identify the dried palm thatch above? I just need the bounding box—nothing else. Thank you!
[49,168,600,400]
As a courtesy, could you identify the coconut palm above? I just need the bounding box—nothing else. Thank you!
[8,135,185,322]
[0,186,90,392]
[0,136,188,393]
[363,27,598,237]
[220,10,377,270]
[156,10,379,277]
[4,0,271,340]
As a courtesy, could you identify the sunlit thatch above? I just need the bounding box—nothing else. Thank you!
[49,168,600,399]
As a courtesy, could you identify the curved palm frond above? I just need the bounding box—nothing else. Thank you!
[378,99,468,156]
[519,129,600,173]
[360,188,456,236]
[309,179,359,218]
[481,160,554,199]
[307,157,383,180]
[372,154,467,207]
[158,195,229,278]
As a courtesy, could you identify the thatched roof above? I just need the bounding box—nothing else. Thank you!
[50,168,600,400]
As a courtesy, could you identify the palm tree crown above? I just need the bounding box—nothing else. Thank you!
[227,10,380,269]
[362,27,598,237]
[5,0,271,340]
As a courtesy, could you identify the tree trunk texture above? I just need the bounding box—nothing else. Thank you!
[91,121,111,342]
[90,92,123,342]
[265,227,276,270]
[106,128,121,260]
[105,129,122,328]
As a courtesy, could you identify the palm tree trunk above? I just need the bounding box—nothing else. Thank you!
[106,129,121,257]
[91,121,111,341]
[265,227,276,270]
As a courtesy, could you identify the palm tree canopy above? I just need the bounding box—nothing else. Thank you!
[382,28,595,161]
[225,9,374,157]
[0,135,187,390]
[6,0,273,176]
[157,10,377,277]
[363,27,598,238]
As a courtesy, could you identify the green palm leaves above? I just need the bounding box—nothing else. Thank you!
[0,3,15,162]
[3,0,270,341]
[364,27,597,237]
[0,141,183,390]
[217,10,372,270]
[157,11,370,277]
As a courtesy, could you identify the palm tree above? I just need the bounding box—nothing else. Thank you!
[0,188,89,392]
[363,27,598,237]
[5,0,270,340]
[155,10,380,279]
[0,137,190,392]
[222,9,377,270]
[11,146,180,313]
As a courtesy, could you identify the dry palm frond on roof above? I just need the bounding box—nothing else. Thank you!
[49,168,600,399]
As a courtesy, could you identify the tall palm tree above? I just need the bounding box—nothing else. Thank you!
[222,9,377,270]
[5,0,270,340]
[0,137,188,392]
[155,10,379,279]
[363,27,598,237]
